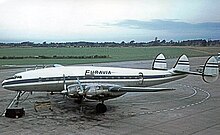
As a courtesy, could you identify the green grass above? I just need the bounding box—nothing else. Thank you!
[0,46,220,66]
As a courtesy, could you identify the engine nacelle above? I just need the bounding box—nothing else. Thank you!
[84,84,126,100]
[61,84,82,98]
[85,85,107,96]
[63,83,126,100]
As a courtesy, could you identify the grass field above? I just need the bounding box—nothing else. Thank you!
[0,46,219,66]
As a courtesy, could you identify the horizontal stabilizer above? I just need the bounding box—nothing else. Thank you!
[171,55,219,83]
[152,53,167,70]
[110,87,175,92]
[172,70,202,76]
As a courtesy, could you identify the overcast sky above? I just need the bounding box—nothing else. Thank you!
[0,0,220,42]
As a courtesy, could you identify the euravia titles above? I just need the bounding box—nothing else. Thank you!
[85,70,112,75]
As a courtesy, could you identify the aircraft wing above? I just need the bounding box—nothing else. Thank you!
[65,83,175,95]
[109,86,175,92]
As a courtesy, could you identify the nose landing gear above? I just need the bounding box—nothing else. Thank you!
[2,91,26,118]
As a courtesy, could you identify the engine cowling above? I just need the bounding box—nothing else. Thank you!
[64,83,126,100]
[61,84,82,98]
[84,84,125,100]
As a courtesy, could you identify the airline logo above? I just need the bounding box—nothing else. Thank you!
[85,70,112,75]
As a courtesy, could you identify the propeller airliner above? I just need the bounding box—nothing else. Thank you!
[1,54,219,113]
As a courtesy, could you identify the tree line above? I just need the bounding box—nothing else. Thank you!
[0,55,110,59]
[0,39,220,47]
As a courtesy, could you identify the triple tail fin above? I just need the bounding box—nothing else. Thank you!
[152,53,167,70]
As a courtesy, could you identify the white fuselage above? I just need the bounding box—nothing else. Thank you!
[2,66,187,92]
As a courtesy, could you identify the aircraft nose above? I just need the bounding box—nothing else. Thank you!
[1,80,9,89]
[2,80,6,88]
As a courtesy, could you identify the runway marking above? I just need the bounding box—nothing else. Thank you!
[111,84,199,105]
[163,109,168,112]
[138,85,211,115]
[148,85,198,104]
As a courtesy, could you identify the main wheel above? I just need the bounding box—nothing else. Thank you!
[96,103,107,113]
[74,96,83,104]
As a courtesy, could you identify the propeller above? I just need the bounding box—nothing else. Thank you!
[63,74,67,91]
[61,74,68,97]
[76,77,84,95]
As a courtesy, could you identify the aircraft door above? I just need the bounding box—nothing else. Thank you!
[139,72,144,84]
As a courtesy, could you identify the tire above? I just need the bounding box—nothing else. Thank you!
[96,103,107,113]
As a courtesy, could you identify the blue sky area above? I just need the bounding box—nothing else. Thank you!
[0,0,220,42]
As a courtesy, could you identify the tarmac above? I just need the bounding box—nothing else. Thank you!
[0,56,219,135]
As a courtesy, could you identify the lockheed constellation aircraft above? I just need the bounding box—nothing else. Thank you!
[1,54,219,113]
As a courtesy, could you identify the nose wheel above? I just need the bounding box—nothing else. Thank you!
[96,103,107,113]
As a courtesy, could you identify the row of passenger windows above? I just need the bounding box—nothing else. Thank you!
[38,76,142,81]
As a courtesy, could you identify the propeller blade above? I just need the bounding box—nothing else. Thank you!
[76,77,84,93]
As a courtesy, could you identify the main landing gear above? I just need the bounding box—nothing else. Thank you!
[96,102,107,113]
[74,98,107,113]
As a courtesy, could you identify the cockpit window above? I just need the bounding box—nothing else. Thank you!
[5,77,15,80]
[16,76,22,78]
[5,75,22,80]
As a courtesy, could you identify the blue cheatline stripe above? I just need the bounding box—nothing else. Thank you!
[2,75,168,86]
[179,60,189,62]
[177,63,189,65]
[155,58,165,60]
[205,65,219,68]
[207,62,219,65]
[155,60,166,63]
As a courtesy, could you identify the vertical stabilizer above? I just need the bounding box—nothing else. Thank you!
[203,56,219,83]
[152,53,167,70]
[173,55,190,72]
